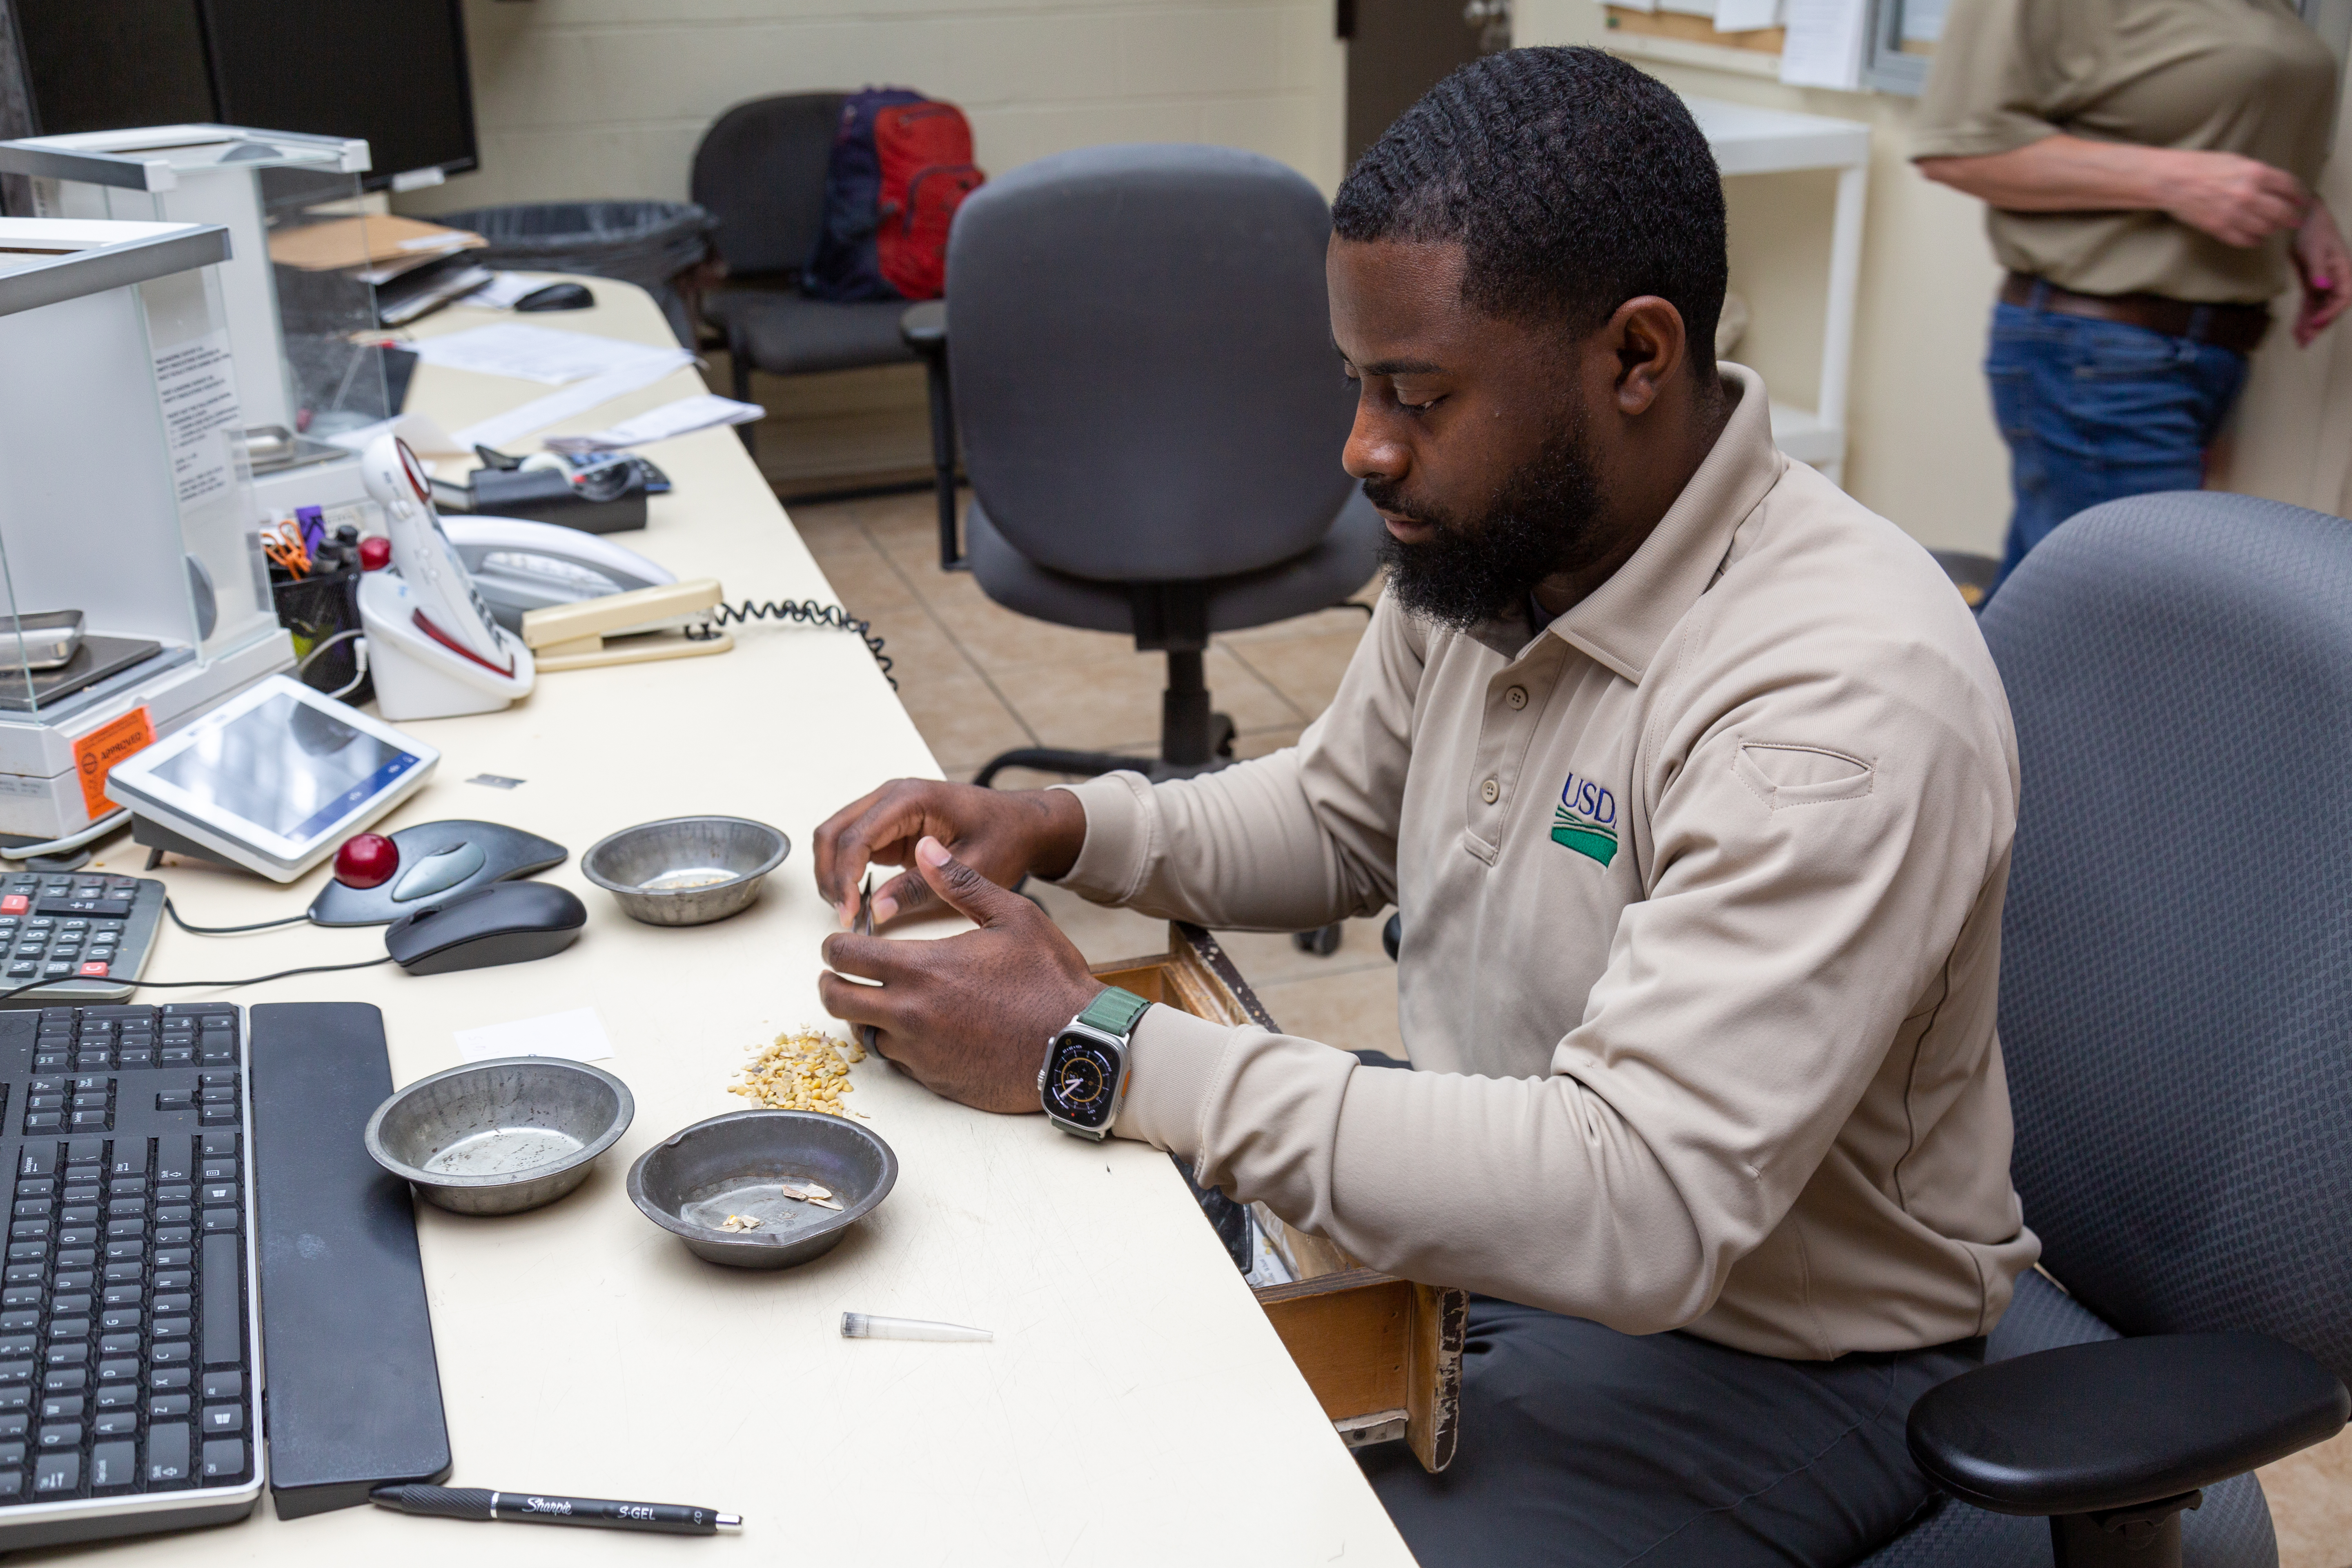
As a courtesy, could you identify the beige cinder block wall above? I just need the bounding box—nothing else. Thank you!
[399,0,1348,216]
[1519,0,2012,556]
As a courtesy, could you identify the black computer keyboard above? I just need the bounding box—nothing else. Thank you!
[0,874,164,1007]
[0,1004,261,1548]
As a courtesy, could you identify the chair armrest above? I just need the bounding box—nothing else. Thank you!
[899,299,947,355]
[1908,1332,2347,1518]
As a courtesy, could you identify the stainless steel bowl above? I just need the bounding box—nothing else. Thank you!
[581,815,790,927]
[627,1110,896,1269]
[365,1056,635,1216]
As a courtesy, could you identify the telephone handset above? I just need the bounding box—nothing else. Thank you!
[360,434,519,676]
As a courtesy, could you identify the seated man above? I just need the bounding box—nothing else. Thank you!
[814,45,2036,1568]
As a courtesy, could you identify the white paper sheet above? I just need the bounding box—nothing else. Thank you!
[453,1006,614,1064]
[152,330,241,510]
[407,322,693,386]
[541,394,766,453]
[1715,0,1783,30]
[448,359,695,452]
[1779,0,1870,88]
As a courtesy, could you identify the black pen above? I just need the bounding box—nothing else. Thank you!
[370,1484,742,1535]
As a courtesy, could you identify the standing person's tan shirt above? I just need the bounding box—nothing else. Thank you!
[1913,0,2336,305]
[1051,367,2039,1361]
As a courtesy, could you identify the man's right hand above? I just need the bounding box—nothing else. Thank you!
[2160,148,2311,249]
[812,780,1089,929]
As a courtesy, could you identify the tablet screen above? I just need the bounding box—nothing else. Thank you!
[149,691,423,844]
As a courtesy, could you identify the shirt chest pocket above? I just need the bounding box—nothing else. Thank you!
[1733,740,1875,810]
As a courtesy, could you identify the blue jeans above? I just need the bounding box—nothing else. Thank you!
[1986,298,2249,587]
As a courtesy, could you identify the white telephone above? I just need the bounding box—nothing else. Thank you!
[355,435,537,721]
[359,435,518,674]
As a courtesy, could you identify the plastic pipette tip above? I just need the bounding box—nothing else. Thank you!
[840,1312,992,1342]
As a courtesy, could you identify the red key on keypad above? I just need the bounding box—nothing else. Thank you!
[0,895,26,915]
[77,962,108,977]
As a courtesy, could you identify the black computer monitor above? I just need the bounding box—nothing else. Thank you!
[9,0,479,192]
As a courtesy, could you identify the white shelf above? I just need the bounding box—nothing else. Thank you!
[1769,401,1844,467]
[1686,97,1873,175]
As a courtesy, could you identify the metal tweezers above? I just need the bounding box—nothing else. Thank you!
[855,873,877,1054]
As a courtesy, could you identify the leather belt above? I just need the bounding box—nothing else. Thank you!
[2001,272,2270,354]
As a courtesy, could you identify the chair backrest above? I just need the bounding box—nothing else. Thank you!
[1981,491,2352,1385]
[689,92,845,278]
[945,143,1357,584]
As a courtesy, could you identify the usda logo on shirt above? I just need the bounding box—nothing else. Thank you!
[1553,770,1618,867]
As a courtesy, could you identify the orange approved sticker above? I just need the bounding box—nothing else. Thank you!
[76,708,156,818]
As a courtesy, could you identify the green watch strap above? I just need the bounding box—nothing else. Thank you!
[1078,986,1151,1038]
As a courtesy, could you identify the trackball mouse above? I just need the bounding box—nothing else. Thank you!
[515,282,594,312]
[386,881,587,976]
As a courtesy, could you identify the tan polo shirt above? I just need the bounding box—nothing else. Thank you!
[1053,366,2039,1361]
[1913,0,2336,304]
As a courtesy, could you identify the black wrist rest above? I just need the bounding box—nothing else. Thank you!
[1908,1330,2348,1517]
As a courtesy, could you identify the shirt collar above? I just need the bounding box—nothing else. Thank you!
[1546,363,1784,684]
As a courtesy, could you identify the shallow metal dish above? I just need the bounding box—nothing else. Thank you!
[365,1056,635,1216]
[627,1109,897,1269]
[581,815,790,927]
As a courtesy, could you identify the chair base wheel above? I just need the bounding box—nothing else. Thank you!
[1292,924,1342,957]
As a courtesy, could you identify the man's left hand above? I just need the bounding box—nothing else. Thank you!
[817,836,1103,1114]
[2292,198,2351,347]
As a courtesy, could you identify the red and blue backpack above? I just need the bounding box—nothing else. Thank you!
[802,87,984,303]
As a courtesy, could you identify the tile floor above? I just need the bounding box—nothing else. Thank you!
[793,487,2351,1568]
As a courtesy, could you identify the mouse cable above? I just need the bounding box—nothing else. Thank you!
[0,955,394,1007]
[163,898,311,936]
[685,599,895,690]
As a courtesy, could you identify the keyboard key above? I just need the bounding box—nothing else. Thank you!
[154,1293,191,1314]
[201,1131,237,1158]
[148,1393,188,1419]
[200,1438,244,1479]
[152,1317,188,1339]
[200,1161,234,1183]
[33,1451,77,1493]
[89,1439,136,1488]
[201,1209,236,1234]
[0,1469,19,1498]
[148,1368,189,1392]
[147,1422,190,1485]
[100,1309,138,1333]
[38,1396,80,1420]
[36,1422,79,1449]
[150,1343,191,1365]
[157,1140,195,1184]
[41,1370,84,1393]
[94,1410,136,1437]
[199,1106,236,1125]
[94,1385,137,1410]
[154,1092,192,1112]
[201,1235,241,1365]
[199,1369,243,1401]
[98,1358,138,1382]
[200,1403,242,1434]
[0,1413,21,1438]
[158,1228,194,1247]
[99,1333,139,1355]
[155,1206,192,1226]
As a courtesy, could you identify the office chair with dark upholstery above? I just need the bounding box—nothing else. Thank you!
[1849,492,2352,1567]
[942,144,1383,788]
[689,93,922,456]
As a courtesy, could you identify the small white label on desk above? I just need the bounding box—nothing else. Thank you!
[454,1006,614,1064]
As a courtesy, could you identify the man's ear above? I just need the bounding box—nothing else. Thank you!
[1606,296,1689,417]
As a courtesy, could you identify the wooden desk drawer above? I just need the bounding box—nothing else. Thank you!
[1093,923,1464,1473]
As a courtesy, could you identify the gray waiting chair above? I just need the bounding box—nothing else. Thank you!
[940,143,1383,787]
[689,93,923,457]
[1853,491,2352,1567]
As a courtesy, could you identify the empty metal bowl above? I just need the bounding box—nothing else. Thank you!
[365,1057,635,1216]
[581,815,790,927]
[627,1110,896,1269]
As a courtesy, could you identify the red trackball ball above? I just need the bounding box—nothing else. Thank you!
[334,833,399,889]
[359,536,392,571]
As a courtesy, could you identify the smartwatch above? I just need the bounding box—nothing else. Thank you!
[1038,987,1152,1140]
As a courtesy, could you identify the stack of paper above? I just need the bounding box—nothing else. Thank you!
[542,394,766,452]
[406,323,694,386]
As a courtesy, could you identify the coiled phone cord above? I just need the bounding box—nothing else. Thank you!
[687,600,894,689]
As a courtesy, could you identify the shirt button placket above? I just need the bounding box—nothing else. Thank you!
[1480,778,1500,805]
[1504,685,1528,710]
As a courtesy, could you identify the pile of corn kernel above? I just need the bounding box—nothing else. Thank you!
[728,1027,868,1118]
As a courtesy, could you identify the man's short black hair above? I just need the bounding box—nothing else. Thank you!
[1333,46,1728,376]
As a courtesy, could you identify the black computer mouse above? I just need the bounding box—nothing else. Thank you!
[385,881,587,976]
[515,282,594,312]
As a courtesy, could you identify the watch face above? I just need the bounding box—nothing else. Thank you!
[1045,1030,1121,1131]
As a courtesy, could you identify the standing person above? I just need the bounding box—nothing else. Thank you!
[812,47,2036,1566]
[1915,0,2350,586]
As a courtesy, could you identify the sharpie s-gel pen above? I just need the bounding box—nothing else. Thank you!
[370,1484,742,1535]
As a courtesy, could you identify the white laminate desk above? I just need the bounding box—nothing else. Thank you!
[25,282,1414,1566]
